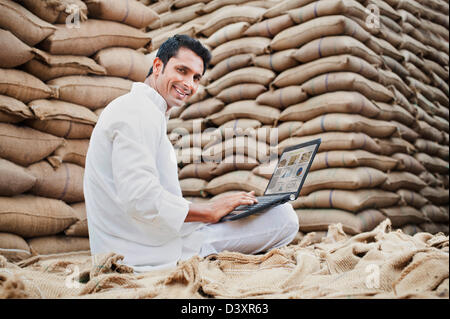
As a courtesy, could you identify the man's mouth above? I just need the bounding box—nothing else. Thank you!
[173,85,191,100]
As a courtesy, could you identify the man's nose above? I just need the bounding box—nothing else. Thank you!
[183,76,196,92]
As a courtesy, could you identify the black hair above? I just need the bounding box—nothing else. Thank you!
[147,34,211,77]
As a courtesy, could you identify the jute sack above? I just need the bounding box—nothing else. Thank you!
[27,99,98,139]
[252,159,278,179]
[374,137,416,156]
[64,202,88,237]
[47,76,132,110]
[206,100,280,126]
[263,0,317,19]
[404,62,431,85]
[94,47,152,82]
[216,84,267,104]
[300,167,387,196]
[310,150,398,172]
[205,170,268,196]
[275,132,382,156]
[252,49,299,73]
[391,153,425,174]
[19,0,88,24]
[256,86,308,109]
[420,187,449,206]
[423,58,449,81]
[274,54,379,88]
[300,72,394,103]
[397,189,429,209]
[40,19,151,56]
[0,232,31,262]
[0,69,54,103]
[379,206,428,228]
[366,36,403,62]
[199,6,266,37]
[180,178,208,197]
[377,69,414,99]
[213,119,263,141]
[202,136,270,163]
[210,37,270,66]
[357,209,388,232]
[28,161,84,203]
[206,67,275,96]
[0,29,34,68]
[148,3,203,28]
[179,162,218,181]
[27,235,90,255]
[85,0,159,28]
[401,224,423,236]
[414,139,448,160]
[0,95,34,124]
[149,24,199,51]
[205,54,254,83]
[292,35,382,65]
[180,98,224,120]
[419,222,449,235]
[421,205,449,223]
[391,87,417,117]
[243,14,294,37]
[211,154,259,176]
[382,55,410,79]
[414,121,445,144]
[296,208,362,235]
[0,195,77,238]
[174,132,218,149]
[269,15,371,51]
[0,123,64,166]
[414,153,449,174]
[419,171,441,188]
[186,85,207,105]
[48,139,89,168]
[381,171,427,192]
[199,0,247,14]
[204,22,250,48]
[0,159,36,196]
[294,113,398,138]
[175,147,202,165]
[391,121,419,143]
[291,189,400,212]
[253,122,303,145]
[279,91,381,122]
[0,0,56,46]
[167,118,206,135]
[400,49,424,69]
[399,33,429,57]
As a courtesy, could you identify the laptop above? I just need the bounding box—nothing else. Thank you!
[220,138,322,222]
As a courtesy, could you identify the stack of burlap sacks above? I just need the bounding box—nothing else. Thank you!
[162,0,449,240]
[0,0,158,262]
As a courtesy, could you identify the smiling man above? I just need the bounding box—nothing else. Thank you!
[84,35,299,272]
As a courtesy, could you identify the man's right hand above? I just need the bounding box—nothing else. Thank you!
[186,191,259,223]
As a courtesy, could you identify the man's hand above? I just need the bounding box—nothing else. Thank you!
[186,191,259,223]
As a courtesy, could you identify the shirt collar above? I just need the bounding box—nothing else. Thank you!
[132,82,170,120]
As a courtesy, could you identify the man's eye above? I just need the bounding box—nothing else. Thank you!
[178,68,186,74]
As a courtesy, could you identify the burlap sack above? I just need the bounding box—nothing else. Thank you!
[167,118,206,135]
[381,172,428,192]
[216,84,267,104]
[40,19,151,56]
[421,205,449,224]
[244,14,294,37]
[175,147,203,165]
[391,121,419,143]
[382,55,410,79]
[199,0,246,14]
[0,159,36,197]
[180,178,208,197]
[300,72,394,103]
[180,98,224,120]
[0,232,32,262]
[202,136,270,163]
[296,113,397,138]
[85,0,159,28]
[211,154,259,176]
[252,49,299,73]
[0,95,34,124]
[210,37,270,65]
[357,209,387,232]
[414,139,448,160]
[270,15,371,51]
[291,189,400,212]
[213,119,263,141]
[251,159,278,179]
[0,123,64,166]
[377,69,414,98]
[207,100,280,126]
[148,2,203,29]
[256,86,308,109]
[28,161,84,203]
[423,58,449,81]
[391,153,426,175]
[19,0,88,24]
[48,139,89,168]
[149,24,199,51]
[205,54,253,83]
[259,121,303,144]
[420,187,449,206]
[64,202,88,237]
[0,29,34,68]
[0,69,54,103]
[174,131,218,149]
[414,121,445,144]
[379,206,428,228]
[311,150,398,172]
[0,0,56,46]
[397,189,429,209]
[27,236,90,255]
[94,47,152,82]
[404,62,431,85]
[47,75,132,110]
[301,167,387,196]
[414,153,449,174]
[205,170,269,196]
[419,222,449,235]
[179,162,218,181]
[204,22,250,48]
[263,0,316,19]
[0,195,77,238]
[185,85,207,105]
[206,67,275,96]
[374,137,416,156]
[279,91,381,122]
[401,224,423,236]
[276,132,382,156]
[296,208,362,235]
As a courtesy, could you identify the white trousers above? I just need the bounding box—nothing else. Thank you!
[197,202,299,257]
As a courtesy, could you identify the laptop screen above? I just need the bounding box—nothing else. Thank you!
[265,143,317,195]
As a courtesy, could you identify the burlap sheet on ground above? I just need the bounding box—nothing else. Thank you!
[0,219,448,299]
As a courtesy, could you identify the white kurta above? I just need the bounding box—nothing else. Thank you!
[84,82,204,272]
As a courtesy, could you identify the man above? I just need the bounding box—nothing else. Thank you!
[84,35,299,272]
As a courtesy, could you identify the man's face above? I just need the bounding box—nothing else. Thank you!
[152,47,203,108]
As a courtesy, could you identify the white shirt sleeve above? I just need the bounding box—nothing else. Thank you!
[108,113,190,237]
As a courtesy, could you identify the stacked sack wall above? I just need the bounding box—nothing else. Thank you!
[0,0,448,263]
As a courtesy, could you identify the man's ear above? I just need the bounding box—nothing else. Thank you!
[153,57,164,76]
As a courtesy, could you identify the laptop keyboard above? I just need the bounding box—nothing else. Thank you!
[233,194,290,211]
